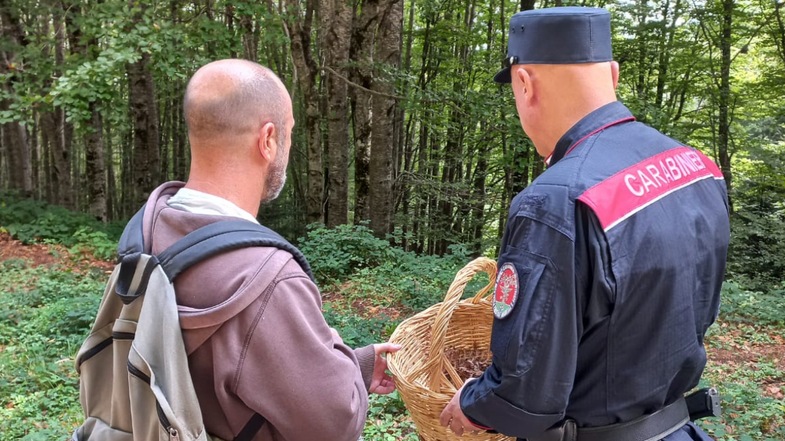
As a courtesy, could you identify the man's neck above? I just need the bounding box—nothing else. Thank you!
[184,178,261,218]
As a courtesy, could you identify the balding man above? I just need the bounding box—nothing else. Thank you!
[139,59,398,441]
[440,8,728,441]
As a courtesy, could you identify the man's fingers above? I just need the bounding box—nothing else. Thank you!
[376,383,396,394]
[374,342,402,356]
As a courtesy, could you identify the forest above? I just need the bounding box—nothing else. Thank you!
[1,0,784,439]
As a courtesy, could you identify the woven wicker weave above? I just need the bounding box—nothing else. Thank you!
[388,257,514,441]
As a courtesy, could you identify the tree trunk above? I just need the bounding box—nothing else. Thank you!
[287,0,324,224]
[61,0,106,218]
[717,0,733,213]
[369,0,403,236]
[320,0,352,227]
[42,119,53,203]
[106,111,117,220]
[241,13,258,61]
[160,96,170,180]
[31,117,41,199]
[520,0,534,12]
[86,104,107,221]
[127,0,161,208]
[349,0,378,224]
[635,0,649,110]
[0,0,33,197]
[53,13,74,208]
[655,0,681,111]
[772,1,785,68]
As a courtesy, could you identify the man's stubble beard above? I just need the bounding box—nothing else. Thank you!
[260,134,288,205]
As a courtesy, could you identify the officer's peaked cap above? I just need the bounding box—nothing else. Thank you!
[494,7,613,84]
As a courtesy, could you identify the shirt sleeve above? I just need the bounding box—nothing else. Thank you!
[460,196,592,439]
[234,273,370,441]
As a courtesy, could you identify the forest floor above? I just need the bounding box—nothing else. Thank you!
[1,233,783,440]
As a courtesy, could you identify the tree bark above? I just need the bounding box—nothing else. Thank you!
[287,0,324,224]
[349,0,379,224]
[127,0,161,208]
[369,0,403,236]
[0,0,33,197]
[717,0,734,213]
[86,103,107,221]
[62,0,107,219]
[520,0,534,12]
[52,13,73,208]
[320,0,352,227]
[635,0,649,110]
[241,12,258,61]
[655,0,681,111]
[106,111,117,220]
[772,1,785,68]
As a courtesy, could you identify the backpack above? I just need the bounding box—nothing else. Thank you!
[72,207,315,441]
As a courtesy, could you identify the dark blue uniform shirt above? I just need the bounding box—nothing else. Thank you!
[460,102,730,440]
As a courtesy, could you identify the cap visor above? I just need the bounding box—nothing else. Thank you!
[494,67,512,84]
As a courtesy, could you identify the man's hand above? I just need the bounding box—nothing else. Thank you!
[329,327,343,344]
[369,343,401,394]
[439,380,480,436]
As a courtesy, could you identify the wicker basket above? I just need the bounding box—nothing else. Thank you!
[388,257,514,441]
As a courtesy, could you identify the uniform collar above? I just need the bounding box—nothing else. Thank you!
[545,101,635,168]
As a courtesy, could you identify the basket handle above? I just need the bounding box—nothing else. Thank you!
[423,257,497,391]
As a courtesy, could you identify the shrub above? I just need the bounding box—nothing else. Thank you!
[720,281,785,325]
[299,223,395,285]
[726,208,785,293]
[0,194,123,260]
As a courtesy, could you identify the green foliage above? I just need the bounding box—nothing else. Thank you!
[701,334,785,440]
[726,209,785,293]
[0,265,104,439]
[363,392,418,441]
[720,281,785,326]
[0,193,122,259]
[69,228,118,261]
[323,303,397,348]
[301,223,488,312]
[300,223,396,285]
[348,245,486,312]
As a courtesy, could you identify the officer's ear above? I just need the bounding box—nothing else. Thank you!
[610,61,619,90]
[515,66,535,105]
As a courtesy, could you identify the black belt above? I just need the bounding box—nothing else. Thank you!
[528,397,689,441]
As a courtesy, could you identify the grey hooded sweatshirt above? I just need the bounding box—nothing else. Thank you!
[143,182,375,441]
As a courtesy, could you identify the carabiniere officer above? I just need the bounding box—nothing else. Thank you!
[439,7,729,441]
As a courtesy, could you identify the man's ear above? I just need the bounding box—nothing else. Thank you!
[610,61,620,90]
[258,122,277,163]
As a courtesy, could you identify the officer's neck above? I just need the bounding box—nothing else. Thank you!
[532,64,619,159]
[537,100,618,160]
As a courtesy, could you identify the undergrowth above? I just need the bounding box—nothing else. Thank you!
[1,197,783,440]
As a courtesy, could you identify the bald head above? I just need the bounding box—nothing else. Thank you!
[184,59,291,143]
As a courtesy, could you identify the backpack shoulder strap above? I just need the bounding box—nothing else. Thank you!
[114,218,316,305]
[156,220,315,284]
[117,206,146,258]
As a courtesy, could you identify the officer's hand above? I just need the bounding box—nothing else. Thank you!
[439,380,480,436]
[369,343,401,395]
